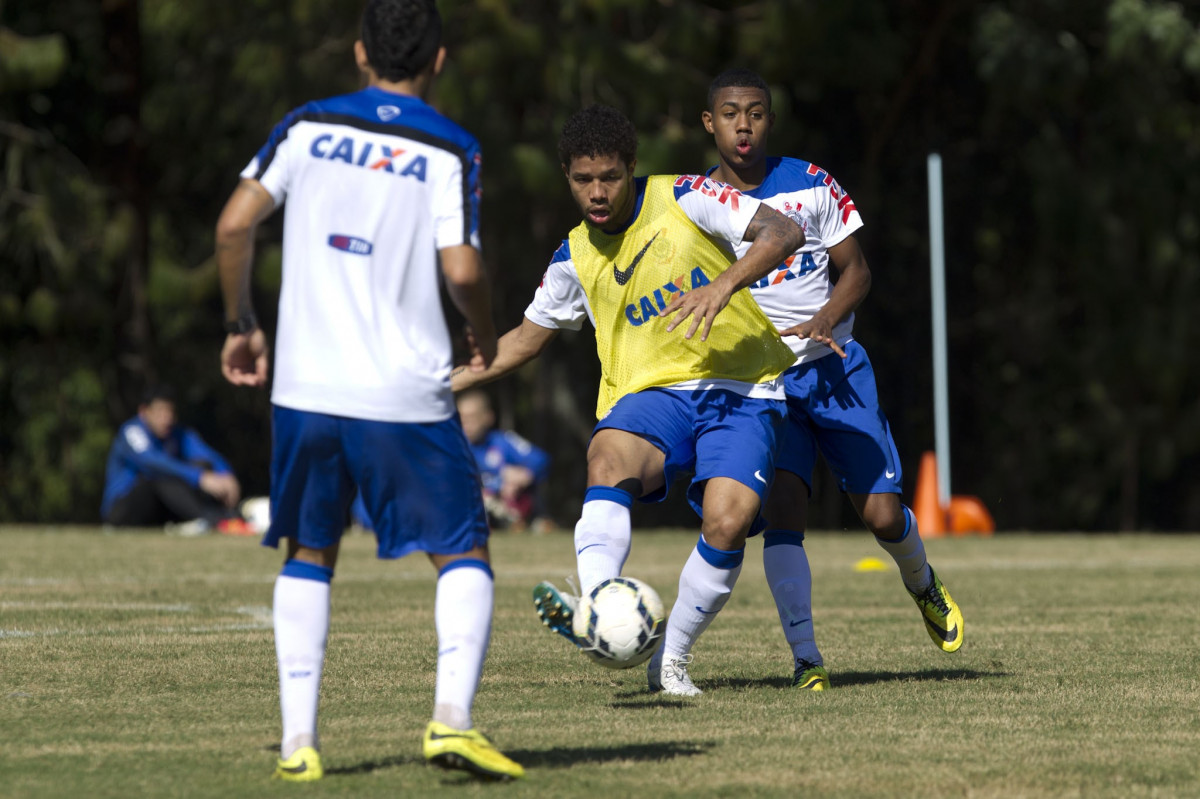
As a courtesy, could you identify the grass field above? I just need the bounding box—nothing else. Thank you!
[2,527,1198,798]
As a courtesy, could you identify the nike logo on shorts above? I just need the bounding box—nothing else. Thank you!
[885,470,896,478]
[613,232,659,285]
[754,470,768,485]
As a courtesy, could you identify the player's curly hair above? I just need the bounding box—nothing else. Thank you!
[361,0,441,82]
[557,105,639,168]
[707,68,772,111]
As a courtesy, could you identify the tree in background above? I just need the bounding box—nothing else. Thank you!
[1,0,1197,530]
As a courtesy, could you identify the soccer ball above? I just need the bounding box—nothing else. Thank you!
[573,576,666,669]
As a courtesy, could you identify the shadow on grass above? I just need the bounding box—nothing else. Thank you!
[609,694,704,708]
[322,741,716,776]
[832,667,1005,687]
[325,755,421,776]
[708,667,1005,691]
[504,739,717,768]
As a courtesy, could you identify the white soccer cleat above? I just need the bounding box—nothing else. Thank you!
[647,650,701,697]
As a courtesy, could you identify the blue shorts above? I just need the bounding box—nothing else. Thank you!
[266,405,489,559]
[775,340,903,495]
[594,387,786,518]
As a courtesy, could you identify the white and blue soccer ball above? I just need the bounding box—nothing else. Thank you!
[573,576,666,669]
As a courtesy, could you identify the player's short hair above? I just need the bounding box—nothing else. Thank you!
[360,0,441,82]
[708,68,773,111]
[557,105,639,169]
[140,384,176,406]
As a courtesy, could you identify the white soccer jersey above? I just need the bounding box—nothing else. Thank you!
[717,157,864,364]
[524,175,783,400]
[241,86,482,423]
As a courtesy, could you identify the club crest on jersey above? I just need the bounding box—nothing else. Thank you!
[310,133,428,181]
[624,267,711,326]
[780,200,806,226]
[328,234,373,255]
[376,105,401,121]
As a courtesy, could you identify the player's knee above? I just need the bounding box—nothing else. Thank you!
[701,512,750,551]
[864,503,906,539]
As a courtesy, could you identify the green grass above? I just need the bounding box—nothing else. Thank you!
[2,527,1198,798]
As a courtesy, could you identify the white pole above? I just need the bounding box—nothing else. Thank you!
[927,153,951,506]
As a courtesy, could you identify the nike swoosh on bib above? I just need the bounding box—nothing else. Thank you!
[614,231,659,285]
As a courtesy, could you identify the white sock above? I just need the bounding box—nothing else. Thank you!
[876,505,933,593]
[762,530,821,666]
[432,560,493,731]
[663,535,743,657]
[274,562,332,759]
[573,486,633,593]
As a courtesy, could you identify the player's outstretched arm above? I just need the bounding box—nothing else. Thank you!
[779,235,871,358]
[440,244,499,370]
[451,318,559,392]
[664,203,804,340]
[216,179,276,387]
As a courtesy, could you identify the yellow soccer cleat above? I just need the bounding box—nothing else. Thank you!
[909,568,964,653]
[792,659,830,691]
[423,721,525,781]
[273,746,323,782]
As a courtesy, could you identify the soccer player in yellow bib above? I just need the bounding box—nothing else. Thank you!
[453,105,804,696]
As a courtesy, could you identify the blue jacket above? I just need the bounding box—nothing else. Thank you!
[470,429,550,494]
[101,417,234,518]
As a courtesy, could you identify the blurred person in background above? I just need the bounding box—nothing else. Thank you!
[456,390,551,532]
[101,384,251,535]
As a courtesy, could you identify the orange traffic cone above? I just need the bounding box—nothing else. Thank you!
[913,450,946,537]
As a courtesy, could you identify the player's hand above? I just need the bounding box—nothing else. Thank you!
[200,471,240,507]
[780,318,846,357]
[662,283,733,341]
[464,325,497,371]
[499,465,535,500]
[221,329,270,386]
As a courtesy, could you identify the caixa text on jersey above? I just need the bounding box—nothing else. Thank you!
[310,134,429,181]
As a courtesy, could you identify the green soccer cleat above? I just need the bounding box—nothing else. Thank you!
[909,568,964,653]
[273,746,323,782]
[792,659,830,691]
[423,721,525,781]
[532,580,581,646]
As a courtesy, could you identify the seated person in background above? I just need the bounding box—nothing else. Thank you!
[101,384,250,535]
[457,390,550,531]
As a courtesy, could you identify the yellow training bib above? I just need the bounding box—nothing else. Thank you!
[568,175,794,418]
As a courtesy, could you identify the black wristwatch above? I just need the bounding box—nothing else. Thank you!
[224,315,258,335]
